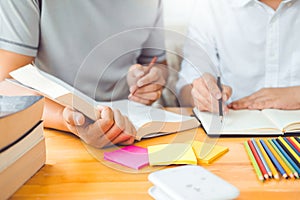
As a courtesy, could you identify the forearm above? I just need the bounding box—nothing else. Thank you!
[178,84,194,107]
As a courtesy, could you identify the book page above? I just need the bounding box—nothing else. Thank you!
[9,65,69,99]
[9,65,100,121]
[262,109,300,132]
[194,108,280,135]
[99,100,194,129]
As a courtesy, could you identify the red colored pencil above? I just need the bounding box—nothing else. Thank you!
[286,137,300,153]
[248,140,269,179]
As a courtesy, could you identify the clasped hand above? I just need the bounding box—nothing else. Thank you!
[127,64,166,105]
[62,105,136,148]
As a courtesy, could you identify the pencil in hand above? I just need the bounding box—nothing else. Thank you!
[130,56,158,96]
[217,76,223,122]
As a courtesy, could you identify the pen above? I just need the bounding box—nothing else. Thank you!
[217,76,223,122]
[131,56,157,96]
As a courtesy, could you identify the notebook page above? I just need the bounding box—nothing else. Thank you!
[262,109,300,131]
[195,108,280,134]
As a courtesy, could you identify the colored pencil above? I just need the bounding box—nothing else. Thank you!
[288,137,300,154]
[258,139,279,179]
[268,139,294,178]
[252,139,272,177]
[244,141,264,182]
[262,139,287,178]
[248,140,269,179]
[273,139,299,178]
[279,137,300,163]
[277,139,300,169]
[285,137,300,157]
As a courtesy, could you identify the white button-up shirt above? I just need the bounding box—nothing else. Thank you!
[176,0,300,102]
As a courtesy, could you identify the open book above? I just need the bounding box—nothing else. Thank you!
[9,64,200,140]
[193,107,300,136]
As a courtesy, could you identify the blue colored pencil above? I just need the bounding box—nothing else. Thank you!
[274,139,299,178]
[252,139,272,177]
[260,139,287,178]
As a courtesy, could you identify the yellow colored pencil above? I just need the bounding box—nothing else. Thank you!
[244,141,264,182]
[267,139,294,178]
[278,137,300,163]
[257,139,279,179]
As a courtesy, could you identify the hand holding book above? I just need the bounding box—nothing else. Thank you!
[9,65,199,147]
[62,105,136,148]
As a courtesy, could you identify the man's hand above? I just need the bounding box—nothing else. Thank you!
[62,105,136,148]
[192,73,232,113]
[127,64,166,105]
[229,87,300,110]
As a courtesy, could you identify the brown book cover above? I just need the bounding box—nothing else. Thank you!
[0,121,45,200]
[0,95,44,150]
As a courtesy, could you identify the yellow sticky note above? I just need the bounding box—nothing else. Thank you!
[191,141,229,164]
[147,143,197,166]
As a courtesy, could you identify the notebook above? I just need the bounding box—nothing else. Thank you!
[9,65,200,140]
[191,141,229,164]
[193,107,300,136]
[104,145,149,170]
[147,143,197,166]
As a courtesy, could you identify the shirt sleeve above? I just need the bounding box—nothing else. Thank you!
[176,0,219,94]
[0,0,40,56]
[137,0,166,64]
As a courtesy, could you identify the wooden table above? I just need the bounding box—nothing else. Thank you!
[11,108,300,200]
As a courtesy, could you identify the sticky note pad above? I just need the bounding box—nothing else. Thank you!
[147,143,197,166]
[191,141,229,164]
[104,145,149,170]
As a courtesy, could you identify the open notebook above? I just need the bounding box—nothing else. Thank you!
[9,64,200,140]
[193,107,300,136]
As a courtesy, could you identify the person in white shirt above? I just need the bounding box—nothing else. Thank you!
[177,0,300,113]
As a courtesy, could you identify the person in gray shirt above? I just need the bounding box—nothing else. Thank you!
[0,0,168,148]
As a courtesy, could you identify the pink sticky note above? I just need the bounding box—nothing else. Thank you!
[104,145,149,170]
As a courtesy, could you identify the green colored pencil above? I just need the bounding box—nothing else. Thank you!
[244,141,264,182]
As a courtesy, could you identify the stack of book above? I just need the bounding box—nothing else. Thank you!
[244,137,300,181]
[0,95,45,199]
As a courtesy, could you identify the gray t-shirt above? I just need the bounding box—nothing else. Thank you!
[0,0,166,101]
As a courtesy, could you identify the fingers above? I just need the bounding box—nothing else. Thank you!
[136,66,166,88]
[130,84,162,100]
[129,94,157,105]
[202,73,222,99]
[223,86,232,101]
[63,106,85,126]
[191,73,232,113]
[128,64,145,78]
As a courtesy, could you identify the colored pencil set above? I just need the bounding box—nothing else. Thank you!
[244,137,300,181]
